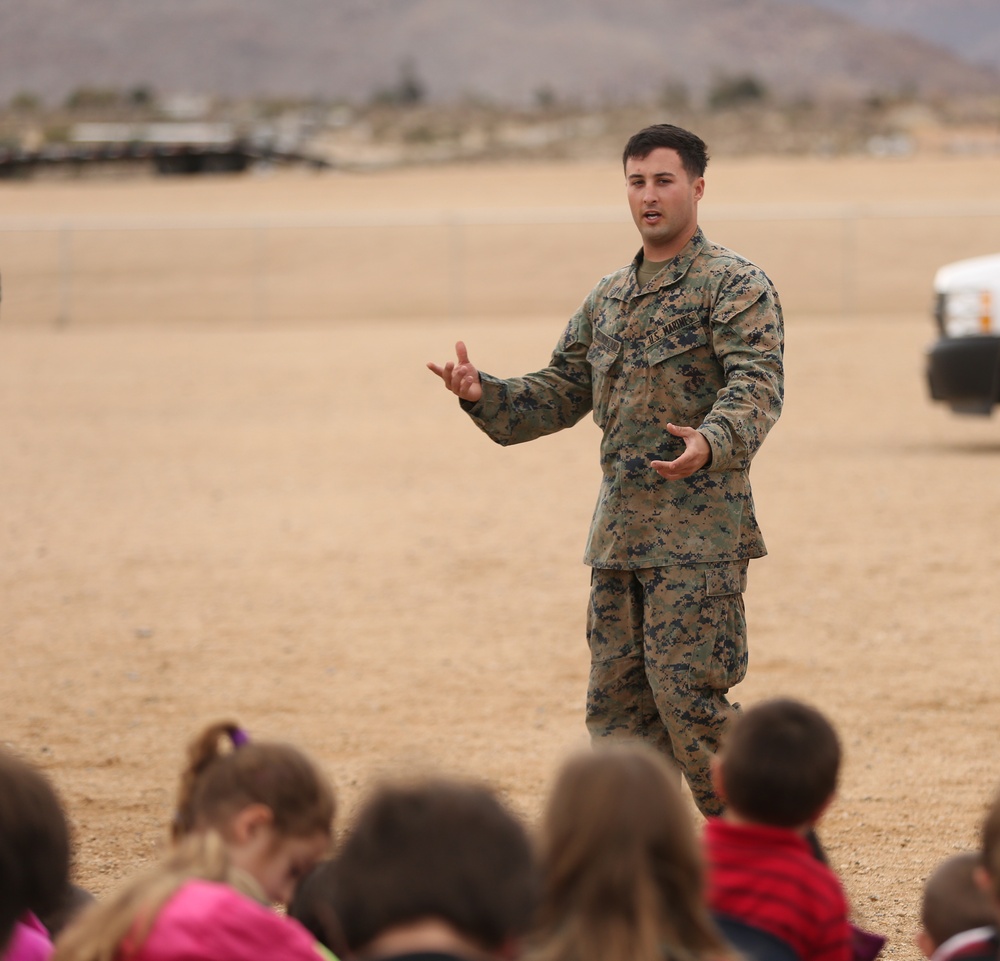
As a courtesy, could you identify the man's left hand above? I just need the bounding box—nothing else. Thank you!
[650,424,712,480]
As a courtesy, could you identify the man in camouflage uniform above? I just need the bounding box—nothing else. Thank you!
[428,124,783,816]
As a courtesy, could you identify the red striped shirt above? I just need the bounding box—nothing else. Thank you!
[704,818,852,961]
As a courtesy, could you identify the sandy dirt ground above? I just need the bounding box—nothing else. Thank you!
[2,156,1000,960]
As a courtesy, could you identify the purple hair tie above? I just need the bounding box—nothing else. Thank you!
[230,727,250,748]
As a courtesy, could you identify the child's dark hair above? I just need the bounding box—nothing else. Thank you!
[303,777,539,954]
[622,124,709,179]
[0,748,70,951]
[720,698,840,828]
[288,860,346,958]
[172,720,335,842]
[921,852,997,948]
[981,786,1000,901]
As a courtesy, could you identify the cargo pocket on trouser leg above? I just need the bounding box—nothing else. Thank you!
[689,560,749,691]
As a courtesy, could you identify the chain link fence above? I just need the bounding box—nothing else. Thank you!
[2,202,999,327]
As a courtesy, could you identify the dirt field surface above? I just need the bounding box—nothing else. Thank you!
[3,155,1000,960]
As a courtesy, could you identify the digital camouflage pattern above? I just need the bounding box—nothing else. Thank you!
[460,227,783,814]
[586,560,748,817]
[462,227,784,569]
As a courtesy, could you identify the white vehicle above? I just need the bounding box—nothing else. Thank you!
[926,253,1000,415]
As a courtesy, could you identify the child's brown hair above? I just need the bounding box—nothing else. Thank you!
[981,787,1000,902]
[530,742,733,961]
[0,748,70,952]
[920,852,997,951]
[172,720,335,842]
[301,776,538,955]
[720,698,840,828]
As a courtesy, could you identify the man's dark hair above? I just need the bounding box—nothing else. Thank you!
[720,698,840,828]
[292,778,539,955]
[622,124,709,179]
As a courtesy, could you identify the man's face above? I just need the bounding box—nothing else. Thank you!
[625,147,704,261]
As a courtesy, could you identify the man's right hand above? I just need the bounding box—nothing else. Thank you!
[427,341,483,403]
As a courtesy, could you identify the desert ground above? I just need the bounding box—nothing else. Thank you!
[2,153,1000,959]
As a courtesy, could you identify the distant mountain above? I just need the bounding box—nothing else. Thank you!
[0,0,997,107]
[774,0,1000,71]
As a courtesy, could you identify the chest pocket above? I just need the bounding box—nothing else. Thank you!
[587,333,621,424]
[645,321,709,366]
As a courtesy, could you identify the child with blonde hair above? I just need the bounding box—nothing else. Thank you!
[54,720,335,961]
[528,742,735,961]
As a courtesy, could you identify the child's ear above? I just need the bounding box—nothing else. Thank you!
[494,937,522,961]
[710,755,727,802]
[915,929,936,959]
[973,864,994,896]
[229,803,275,844]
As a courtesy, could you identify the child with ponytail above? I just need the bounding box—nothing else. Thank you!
[54,720,335,961]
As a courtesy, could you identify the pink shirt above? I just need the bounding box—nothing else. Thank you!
[120,880,323,961]
[3,915,53,961]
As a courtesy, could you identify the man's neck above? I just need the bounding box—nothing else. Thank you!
[642,223,698,262]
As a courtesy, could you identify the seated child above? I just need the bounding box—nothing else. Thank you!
[54,720,335,961]
[704,698,852,961]
[0,748,71,961]
[526,742,737,961]
[917,852,997,961]
[957,788,1000,961]
[290,776,538,961]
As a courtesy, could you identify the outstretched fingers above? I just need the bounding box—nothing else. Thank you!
[427,342,482,401]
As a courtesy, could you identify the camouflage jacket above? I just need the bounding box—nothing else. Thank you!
[462,228,784,569]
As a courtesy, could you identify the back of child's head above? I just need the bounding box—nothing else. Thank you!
[981,786,1000,904]
[0,747,71,951]
[920,852,997,951]
[531,742,731,961]
[300,776,538,957]
[719,698,840,828]
[172,720,335,843]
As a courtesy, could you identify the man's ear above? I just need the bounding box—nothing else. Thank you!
[710,755,727,802]
[228,803,275,844]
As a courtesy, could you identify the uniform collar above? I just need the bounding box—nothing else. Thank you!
[609,227,706,301]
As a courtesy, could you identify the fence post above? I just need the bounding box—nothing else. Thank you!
[57,226,73,327]
[841,209,857,318]
[448,215,464,323]
[254,223,269,325]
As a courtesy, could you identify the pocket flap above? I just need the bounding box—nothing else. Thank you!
[587,331,621,373]
[705,566,747,597]
[646,324,709,365]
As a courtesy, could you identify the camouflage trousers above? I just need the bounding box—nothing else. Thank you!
[585,559,749,817]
